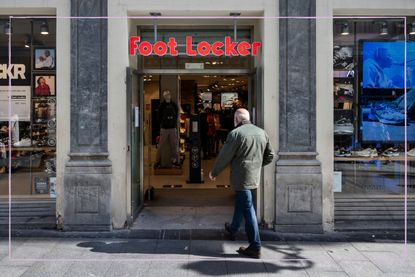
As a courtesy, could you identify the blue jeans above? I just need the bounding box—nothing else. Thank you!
[229,190,261,250]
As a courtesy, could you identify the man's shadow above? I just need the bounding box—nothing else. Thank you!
[77,240,239,258]
[77,240,314,275]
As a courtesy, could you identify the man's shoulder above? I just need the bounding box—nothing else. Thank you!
[233,124,267,137]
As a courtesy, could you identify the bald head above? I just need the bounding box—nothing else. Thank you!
[234,108,250,127]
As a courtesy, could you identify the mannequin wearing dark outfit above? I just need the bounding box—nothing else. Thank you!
[156,90,179,168]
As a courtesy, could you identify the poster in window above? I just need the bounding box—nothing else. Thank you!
[0,86,31,121]
[34,48,56,70]
[33,176,49,194]
[32,98,56,124]
[33,75,55,97]
[333,46,354,70]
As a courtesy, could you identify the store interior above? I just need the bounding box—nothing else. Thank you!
[142,74,250,197]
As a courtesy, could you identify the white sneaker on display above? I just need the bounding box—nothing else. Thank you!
[334,117,354,135]
[408,148,415,157]
[13,138,32,147]
[353,148,378,157]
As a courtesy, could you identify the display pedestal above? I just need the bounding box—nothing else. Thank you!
[154,167,183,175]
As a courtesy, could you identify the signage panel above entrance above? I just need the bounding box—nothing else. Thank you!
[129,36,261,57]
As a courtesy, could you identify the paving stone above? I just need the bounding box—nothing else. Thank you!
[78,239,158,260]
[322,242,369,262]
[0,265,29,277]
[351,242,406,253]
[264,260,308,276]
[186,260,227,276]
[306,272,348,277]
[21,261,73,277]
[155,239,190,260]
[104,261,151,277]
[0,239,26,260]
[226,259,268,276]
[363,251,415,273]
[189,240,226,259]
[298,251,343,272]
[382,273,415,277]
[145,261,189,277]
[42,239,88,259]
[286,242,325,252]
[63,261,112,277]
[0,241,55,266]
[338,260,383,277]
[261,242,303,260]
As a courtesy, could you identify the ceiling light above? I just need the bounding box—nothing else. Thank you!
[24,35,31,48]
[340,23,349,36]
[4,22,12,35]
[380,22,388,36]
[410,22,415,35]
[40,21,49,35]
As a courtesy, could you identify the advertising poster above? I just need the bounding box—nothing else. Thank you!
[0,86,31,121]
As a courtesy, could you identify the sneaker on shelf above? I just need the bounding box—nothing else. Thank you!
[334,117,354,135]
[13,138,32,147]
[335,148,352,157]
[353,148,378,157]
[408,148,415,157]
[382,147,400,157]
[373,103,405,125]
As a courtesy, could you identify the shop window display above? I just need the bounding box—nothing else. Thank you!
[333,19,415,195]
[0,18,56,198]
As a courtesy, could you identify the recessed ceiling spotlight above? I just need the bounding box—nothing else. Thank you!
[340,23,349,36]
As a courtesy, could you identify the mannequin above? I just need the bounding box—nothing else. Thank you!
[156,90,180,168]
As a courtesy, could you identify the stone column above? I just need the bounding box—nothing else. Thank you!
[63,0,112,231]
[275,0,323,233]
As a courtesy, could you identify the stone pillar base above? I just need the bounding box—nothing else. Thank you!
[275,152,323,234]
[63,154,112,231]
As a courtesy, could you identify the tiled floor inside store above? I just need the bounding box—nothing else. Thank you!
[143,145,231,189]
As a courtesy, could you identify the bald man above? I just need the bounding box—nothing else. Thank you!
[209,108,274,259]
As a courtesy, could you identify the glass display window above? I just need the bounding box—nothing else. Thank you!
[0,17,56,198]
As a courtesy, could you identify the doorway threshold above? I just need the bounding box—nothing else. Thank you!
[130,206,234,240]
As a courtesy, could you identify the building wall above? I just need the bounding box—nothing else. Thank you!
[4,0,412,231]
[316,0,334,231]
[333,0,415,15]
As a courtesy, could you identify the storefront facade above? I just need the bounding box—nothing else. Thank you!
[0,0,413,233]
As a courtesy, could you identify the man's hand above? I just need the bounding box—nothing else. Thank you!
[209,171,216,181]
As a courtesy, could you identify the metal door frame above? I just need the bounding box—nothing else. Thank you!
[126,67,144,223]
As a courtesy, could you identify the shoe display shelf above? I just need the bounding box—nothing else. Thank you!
[334,156,415,162]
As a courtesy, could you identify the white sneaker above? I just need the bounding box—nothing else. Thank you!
[354,148,378,157]
[334,117,354,135]
[382,147,399,157]
[408,148,415,157]
[13,138,32,147]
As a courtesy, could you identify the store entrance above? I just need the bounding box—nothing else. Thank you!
[142,74,252,200]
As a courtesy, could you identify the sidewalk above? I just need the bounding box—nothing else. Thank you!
[0,237,414,276]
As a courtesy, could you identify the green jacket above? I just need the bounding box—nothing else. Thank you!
[211,121,275,191]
